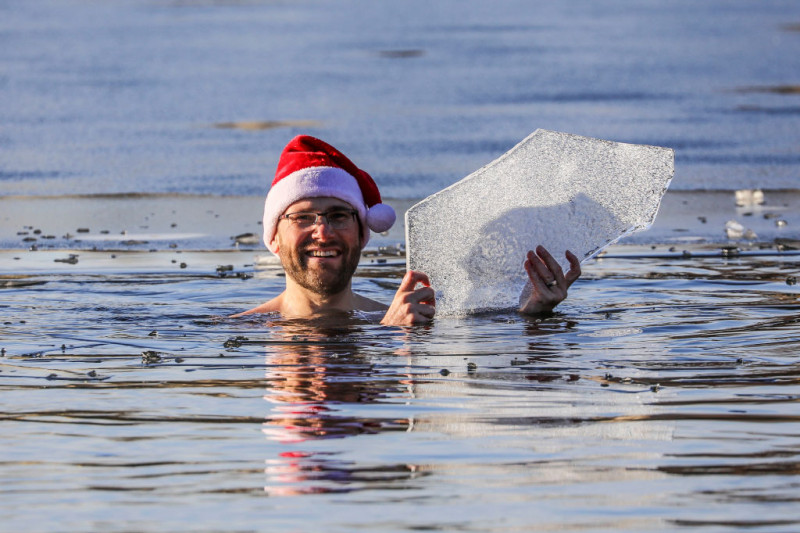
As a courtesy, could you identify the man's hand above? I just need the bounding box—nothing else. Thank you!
[519,245,581,315]
[381,270,436,326]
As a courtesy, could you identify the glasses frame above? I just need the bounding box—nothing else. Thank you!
[279,209,359,230]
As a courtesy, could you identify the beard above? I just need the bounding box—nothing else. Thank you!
[279,236,361,296]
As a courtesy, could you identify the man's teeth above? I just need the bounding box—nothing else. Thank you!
[308,250,337,257]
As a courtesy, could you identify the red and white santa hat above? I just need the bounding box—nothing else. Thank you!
[262,135,396,253]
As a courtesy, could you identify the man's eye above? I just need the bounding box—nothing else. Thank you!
[327,212,350,223]
[292,214,317,224]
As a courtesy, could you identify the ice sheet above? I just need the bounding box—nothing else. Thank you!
[405,129,674,315]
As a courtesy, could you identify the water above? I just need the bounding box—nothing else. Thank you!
[3,0,800,531]
[2,0,799,197]
[1,246,799,531]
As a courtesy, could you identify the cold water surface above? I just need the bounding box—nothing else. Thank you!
[4,0,800,529]
[3,0,800,196]
[2,248,799,531]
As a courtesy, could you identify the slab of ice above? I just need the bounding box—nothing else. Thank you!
[405,129,674,315]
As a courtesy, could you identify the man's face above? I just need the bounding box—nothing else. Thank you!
[273,197,363,296]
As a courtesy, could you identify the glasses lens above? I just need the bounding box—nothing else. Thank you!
[285,210,355,229]
[326,210,355,229]
[288,213,317,228]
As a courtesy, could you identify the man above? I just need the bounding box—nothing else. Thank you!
[234,135,581,326]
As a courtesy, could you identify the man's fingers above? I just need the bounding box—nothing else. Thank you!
[564,250,582,286]
[536,245,566,286]
[526,248,560,291]
[524,254,547,291]
[526,257,556,295]
[565,249,579,265]
[408,286,436,304]
[394,302,435,325]
[416,303,435,319]
[526,247,582,292]
[525,250,548,280]
[519,248,581,316]
[398,270,431,292]
[397,270,416,292]
[382,270,436,326]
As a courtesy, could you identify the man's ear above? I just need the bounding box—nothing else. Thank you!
[270,235,280,254]
[356,221,366,251]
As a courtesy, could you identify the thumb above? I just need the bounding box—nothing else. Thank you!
[398,270,430,291]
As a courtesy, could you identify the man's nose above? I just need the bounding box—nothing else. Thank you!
[310,218,335,239]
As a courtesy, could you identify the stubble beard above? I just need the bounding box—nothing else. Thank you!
[280,237,361,297]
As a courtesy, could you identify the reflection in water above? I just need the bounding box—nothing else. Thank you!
[2,251,800,530]
[261,319,419,496]
[258,314,679,498]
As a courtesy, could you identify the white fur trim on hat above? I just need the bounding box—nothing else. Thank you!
[262,166,370,253]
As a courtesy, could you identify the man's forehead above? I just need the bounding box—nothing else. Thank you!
[285,197,355,212]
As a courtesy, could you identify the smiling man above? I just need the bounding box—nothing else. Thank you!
[234,135,580,326]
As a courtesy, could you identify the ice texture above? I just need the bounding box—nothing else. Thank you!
[405,129,675,315]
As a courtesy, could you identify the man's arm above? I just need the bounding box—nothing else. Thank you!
[381,270,436,326]
[519,245,581,315]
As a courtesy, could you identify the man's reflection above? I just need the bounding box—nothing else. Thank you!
[261,317,422,495]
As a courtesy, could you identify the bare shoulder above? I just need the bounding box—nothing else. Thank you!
[230,296,282,318]
[353,293,389,312]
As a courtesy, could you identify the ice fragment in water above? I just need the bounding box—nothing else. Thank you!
[406,129,674,315]
[725,220,757,240]
[725,220,745,239]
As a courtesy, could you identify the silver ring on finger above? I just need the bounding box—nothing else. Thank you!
[546,280,558,288]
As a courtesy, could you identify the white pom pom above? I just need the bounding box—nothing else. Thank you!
[366,203,396,233]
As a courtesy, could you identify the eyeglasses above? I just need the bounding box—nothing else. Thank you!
[279,209,358,230]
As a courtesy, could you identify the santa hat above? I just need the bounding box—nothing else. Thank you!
[262,135,396,253]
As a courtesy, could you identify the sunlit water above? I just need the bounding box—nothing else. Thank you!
[2,0,800,197]
[2,248,799,532]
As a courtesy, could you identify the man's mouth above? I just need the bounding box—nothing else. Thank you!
[305,249,341,258]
